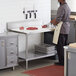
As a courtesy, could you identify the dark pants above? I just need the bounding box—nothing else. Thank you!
[56,34,68,64]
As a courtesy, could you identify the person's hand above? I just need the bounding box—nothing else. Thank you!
[50,18,58,26]
[50,18,56,24]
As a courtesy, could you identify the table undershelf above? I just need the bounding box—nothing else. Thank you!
[19,51,56,61]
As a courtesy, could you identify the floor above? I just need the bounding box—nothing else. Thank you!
[0,58,56,76]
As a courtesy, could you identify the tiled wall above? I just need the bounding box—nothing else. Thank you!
[0,0,51,33]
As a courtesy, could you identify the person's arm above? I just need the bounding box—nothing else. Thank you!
[51,7,64,25]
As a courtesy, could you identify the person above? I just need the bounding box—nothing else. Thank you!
[51,0,71,65]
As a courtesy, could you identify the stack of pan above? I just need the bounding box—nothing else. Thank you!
[35,44,56,54]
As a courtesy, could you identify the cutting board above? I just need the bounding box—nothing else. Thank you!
[70,15,76,20]
[69,43,76,48]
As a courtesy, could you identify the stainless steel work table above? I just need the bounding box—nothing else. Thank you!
[64,46,76,76]
[8,27,56,69]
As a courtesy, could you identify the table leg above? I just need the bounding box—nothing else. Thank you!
[25,34,29,69]
[26,60,28,69]
[64,48,68,76]
[13,66,15,70]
